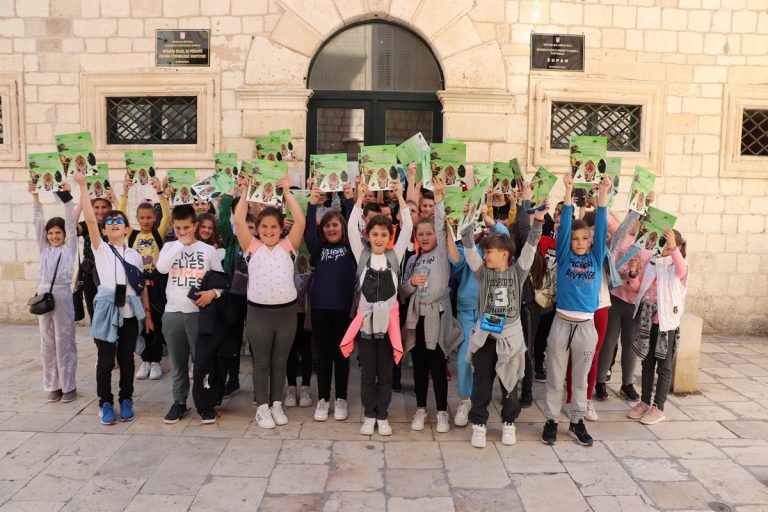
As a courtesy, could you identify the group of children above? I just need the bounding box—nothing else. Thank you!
[31,162,688,448]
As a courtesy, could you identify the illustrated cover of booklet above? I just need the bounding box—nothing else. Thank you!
[29,152,66,192]
[569,135,607,186]
[166,169,198,206]
[270,129,295,160]
[86,163,111,199]
[627,165,656,214]
[247,160,287,206]
[215,152,239,179]
[444,180,488,240]
[254,135,285,161]
[530,167,558,208]
[240,160,254,180]
[473,163,493,188]
[633,206,677,255]
[55,132,99,177]
[573,156,622,208]
[359,145,398,191]
[124,149,158,207]
[192,173,234,202]
[492,158,524,194]
[310,153,349,192]
[395,132,429,167]
[428,142,468,188]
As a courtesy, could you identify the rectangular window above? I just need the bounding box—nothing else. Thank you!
[550,101,642,152]
[741,109,768,157]
[106,96,197,145]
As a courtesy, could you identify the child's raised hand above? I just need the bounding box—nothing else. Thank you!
[27,181,36,194]
[599,175,612,194]
[407,162,417,180]
[358,180,369,196]
[150,177,162,193]
[646,191,655,205]
[310,186,322,205]
[62,183,72,193]
[663,229,676,251]
[563,174,574,191]
[521,181,533,202]
[342,181,354,199]
[533,199,549,221]
[73,169,86,185]
[391,180,404,198]
[277,176,291,192]
[236,174,248,192]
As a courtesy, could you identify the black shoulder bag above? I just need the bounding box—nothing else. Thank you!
[28,254,61,315]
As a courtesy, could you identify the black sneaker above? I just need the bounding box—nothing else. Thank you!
[541,420,558,445]
[569,420,593,446]
[520,390,533,408]
[223,381,240,398]
[200,409,217,424]
[594,382,608,401]
[620,384,640,402]
[534,368,547,383]
[164,402,188,424]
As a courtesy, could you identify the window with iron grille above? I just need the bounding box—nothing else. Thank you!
[550,102,642,152]
[741,109,768,157]
[106,96,197,145]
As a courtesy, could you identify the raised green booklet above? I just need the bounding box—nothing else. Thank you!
[55,132,98,177]
[166,169,197,205]
[86,163,111,199]
[29,152,66,192]
[627,165,655,214]
[247,160,287,206]
[310,153,349,192]
[530,167,558,208]
[359,145,398,191]
[633,206,676,255]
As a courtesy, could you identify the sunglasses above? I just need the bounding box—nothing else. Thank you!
[105,217,126,225]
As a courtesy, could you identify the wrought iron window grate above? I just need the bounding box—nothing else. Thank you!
[0,97,4,145]
[741,109,768,156]
[550,102,642,152]
[107,96,197,145]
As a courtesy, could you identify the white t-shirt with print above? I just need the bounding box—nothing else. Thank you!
[94,241,143,318]
[246,239,297,305]
[157,240,224,313]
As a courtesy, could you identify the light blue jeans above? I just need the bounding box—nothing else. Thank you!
[456,309,477,399]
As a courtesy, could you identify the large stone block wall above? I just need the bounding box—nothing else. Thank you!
[0,0,766,334]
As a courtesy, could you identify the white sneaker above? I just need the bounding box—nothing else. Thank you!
[585,400,599,422]
[454,399,471,427]
[149,362,163,380]
[135,361,150,380]
[271,401,288,426]
[471,424,487,448]
[360,417,376,435]
[334,398,349,421]
[377,419,392,436]
[255,404,276,429]
[411,408,427,431]
[299,386,312,407]
[502,422,517,446]
[314,399,330,421]
[436,411,451,433]
[284,386,297,407]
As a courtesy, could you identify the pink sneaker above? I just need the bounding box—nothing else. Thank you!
[627,401,650,420]
[640,405,666,425]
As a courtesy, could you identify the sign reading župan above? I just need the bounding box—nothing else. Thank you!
[156,30,210,67]
[530,33,584,71]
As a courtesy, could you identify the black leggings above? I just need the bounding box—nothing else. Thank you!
[140,284,165,363]
[358,335,393,420]
[412,316,448,411]
[95,317,138,406]
[287,313,313,387]
[520,301,542,397]
[222,293,247,388]
[312,309,350,401]
[469,335,521,425]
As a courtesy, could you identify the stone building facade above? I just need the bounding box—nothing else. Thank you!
[0,0,766,334]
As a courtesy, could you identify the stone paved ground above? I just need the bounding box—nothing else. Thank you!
[0,325,767,511]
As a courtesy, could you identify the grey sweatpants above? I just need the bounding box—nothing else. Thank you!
[39,286,77,393]
[544,315,598,423]
[162,311,199,404]
[247,303,297,407]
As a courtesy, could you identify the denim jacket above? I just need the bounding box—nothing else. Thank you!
[90,285,146,355]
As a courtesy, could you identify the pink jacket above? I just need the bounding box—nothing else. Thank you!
[340,301,404,365]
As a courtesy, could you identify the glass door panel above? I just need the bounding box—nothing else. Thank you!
[316,107,366,161]
[384,109,433,144]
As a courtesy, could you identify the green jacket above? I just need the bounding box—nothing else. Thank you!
[217,195,240,275]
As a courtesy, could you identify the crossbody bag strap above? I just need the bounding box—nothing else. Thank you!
[49,254,62,294]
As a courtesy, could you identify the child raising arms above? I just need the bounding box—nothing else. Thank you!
[29,183,79,403]
[340,179,413,436]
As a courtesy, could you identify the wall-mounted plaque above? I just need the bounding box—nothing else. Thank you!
[531,33,584,71]
[156,30,210,67]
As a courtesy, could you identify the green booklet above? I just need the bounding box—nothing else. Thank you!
[359,145,398,191]
[124,150,156,185]
[569,136,607,185]
[492,158,523,194]
[269,129,295,160]
[166,169,197,206]
[443,182,488,240]
[193,172,235,202]
[255,135,285,162]
[247,160,287,206]
[603,157,621,207]
[633,206,677,255]
[287,190,311,221]
[29,152,66,192]
[395,132,429,166]
[627,166,656,213]
[86,163,112,199]
[310,153,349,192]
[55,131,98,177]
[215,152,239,178]
[473,163,493,188]
[240,160,254,179]
[530,167,558,208]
